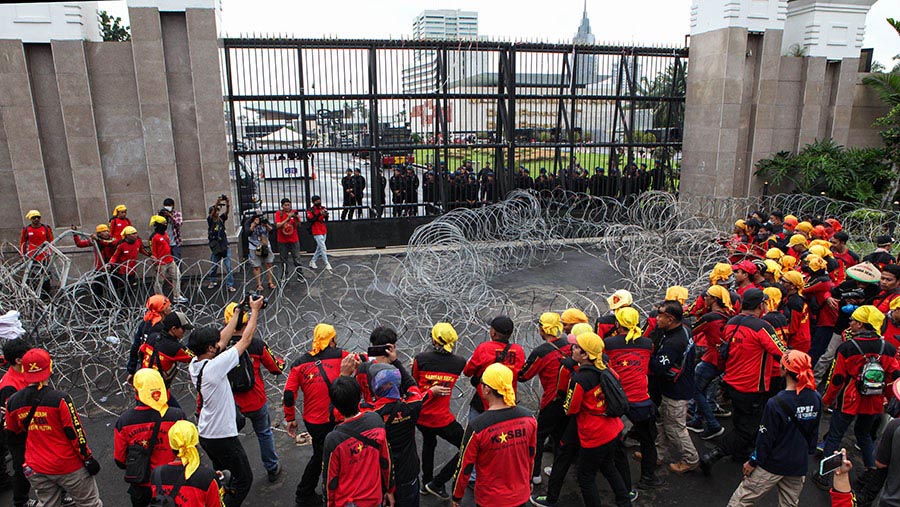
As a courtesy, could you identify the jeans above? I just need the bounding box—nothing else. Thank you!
[718,386,767,460]
[207,247,235,288]
[395,477,420,507]
[691,361,723,431]
[824,411,878,468]
[243,406,279,472]
[311,234,329,266]
[418,421,464,486]
[810,326,835,366]
[170,244,182,262]
[533,399,567,479]
[199,436,253,507]
[30,467,102,507]
[296,420,335,504]
[127,484,152,507]
[576,439,631,507]
[276,241,301,279]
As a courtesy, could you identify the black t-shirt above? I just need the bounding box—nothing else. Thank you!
[207,213,228,246]
[374,398,424,483]
[876,418,900,505]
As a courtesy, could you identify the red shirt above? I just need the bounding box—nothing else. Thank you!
[113,404,186,486]
[110,217,133,241]
[518,338,571,409]
[451,406,536,506]
[139,333,194,387]
[884,319,900,351]
[111,239,142,274]
[233,338,284,414]
[693,311,730,369]
[873,290,900,315]
[722,315,787,393]
[275,210,300,243]
[563,366,625,448]
[19,225,53,261]
[5,386,93,475]
[323,412,393,507]
[0,368,29,393]
[151,233,174,264]
[152,462,223,507]
[784,294,811,353]
[74,235,117,270]
[823,334,900,415]
[306,206,328,236]
[603,334,653,403]
[283,347,348,424]
[412,349,467,428]
[464,340,525,412]
[805,275,837,328]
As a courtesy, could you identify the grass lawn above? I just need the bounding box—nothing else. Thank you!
[413,147,659,177]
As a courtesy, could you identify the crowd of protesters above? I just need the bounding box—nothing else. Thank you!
[7,205,900,507]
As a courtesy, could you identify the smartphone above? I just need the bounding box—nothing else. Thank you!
[819,452,843,476]
[367,345,389,357]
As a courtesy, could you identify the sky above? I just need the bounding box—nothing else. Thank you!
[104,0,900,66]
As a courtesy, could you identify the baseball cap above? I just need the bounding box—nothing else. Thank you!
[22,349,52,384]
[490,315,514,336]
[732,260,758,275]
[742,288,768,309]
[876,235,894,247]
[162,311,194,331]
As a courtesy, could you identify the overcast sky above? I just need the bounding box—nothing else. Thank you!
[106,0,899,65]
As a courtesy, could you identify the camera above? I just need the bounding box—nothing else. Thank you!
[838,287,866,301]
[219,194,228,201]
[239,291,268,310]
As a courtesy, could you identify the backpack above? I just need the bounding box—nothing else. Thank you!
[227,350,256,394]
[149,466,184,507]
[850,340,886,396]
[584,365,629,418]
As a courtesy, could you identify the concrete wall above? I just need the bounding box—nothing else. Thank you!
[0,3,102,43]
[680,26,890,199]
[0,6,230,246]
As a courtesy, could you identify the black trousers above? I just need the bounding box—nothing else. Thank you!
[631,416,657,480]
[718,385,766,460]
[127,484,152,507]
[418,420,464,486]
[199,435,253,507]
[546,417,578,504]
[533,399,567,479]
[577,440,631,507]
[297,420,335,503]
[8,434,30,507]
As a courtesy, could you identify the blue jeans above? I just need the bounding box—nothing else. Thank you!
[207,247,234,288]
[243,406,279,472]
[690,361,722,431]
[823,411,877,468]
[311,234,329,266]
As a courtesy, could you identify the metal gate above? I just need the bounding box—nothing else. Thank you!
[222,38,687,220]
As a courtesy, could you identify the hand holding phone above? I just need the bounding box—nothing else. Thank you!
[819,451,844,476]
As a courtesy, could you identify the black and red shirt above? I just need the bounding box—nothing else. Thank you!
[139,332,195,387]
[463,340,525,412]
[595,313,618,338]
[283,347,349,424]
[692,310,730,369]
[233,337,284,414]
[806,275,837,328]
[110,239,142,275]
[73,235,117,270]
[412,349,466,428]
[722,315,786,393]
[19,224,53,261]
[452,406,536,506]
[151,462,223,507]
[763,311,791,381]
[323,411,392,507]
[5,385,93,475]
[364,391,427,484]
[873,289,900,315]
[356,359,413,404]
[114,403,187,486]
[831,249,859,285]
[783,294,811,353]
[884,318,900,351]
[603,334,652,403]
[823,333,900,415]
[518,338,572,409]
[563,365,625,448]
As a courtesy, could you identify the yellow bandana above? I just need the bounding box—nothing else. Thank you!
[168,420,201,479]
[482,363,516,406]
[431,323,458,352]
[134,368,168,417]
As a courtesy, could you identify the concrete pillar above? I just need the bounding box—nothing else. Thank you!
[830,58,859,146]
[796,57,828,149]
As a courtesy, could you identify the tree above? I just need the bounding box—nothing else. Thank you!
[98,10,130,42]
[862,18,900,208]
[637,62,686,130]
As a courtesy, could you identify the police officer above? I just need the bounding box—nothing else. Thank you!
[340,169,355,220]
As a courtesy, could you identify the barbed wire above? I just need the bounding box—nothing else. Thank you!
[2,190,894,420]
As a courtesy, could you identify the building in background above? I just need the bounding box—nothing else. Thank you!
[402,9,479,94]
[0,2,102,42]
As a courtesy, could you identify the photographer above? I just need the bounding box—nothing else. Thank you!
[247,213,276,291]
[187,294,265,507]
[206,195,235,293]
[159,198,183,262]
[275,198,302,281]
[306,196,331,272]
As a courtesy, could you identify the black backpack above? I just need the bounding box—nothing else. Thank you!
[583,365,629,418]
[227,349,256,394]
[149,466,184,507]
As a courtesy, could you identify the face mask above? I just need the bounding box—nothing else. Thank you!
[163,206,173,212]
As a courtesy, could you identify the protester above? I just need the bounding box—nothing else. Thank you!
[453,363,536,507]
[5,349,102,507]
[20,210,53,260]
[72,224,117,272]
[863,235,896,269]
[187,294,264,507]
[781,271,811,353]
[0,340,33,507]
[596,289,633,337]
[150,215,186,304]
[356,326,417,404]
[109,205,133,240]
[159,198,183,261]
[114,368,186,507]
[206,195,235,292]
[222,302,285,482]
[463,315,525,418]
[688,285,733,439]
[322,377,394,507]
[725,351,822,507]
[275,198,303,279]
[306,195,332,272]
[560,308,589,334]
[126,295,173,383]
[413,323,467,500]
[137,311,194,408]
[149,420,224,507]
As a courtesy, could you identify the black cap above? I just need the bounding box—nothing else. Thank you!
[742,288,768,309]
[876,235,894,246]
[490,315,514,336]
[162,311,193,331]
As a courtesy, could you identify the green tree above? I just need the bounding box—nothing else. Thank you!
[98,10,130,42]
[637,62,687,129]
[862,18,900,208]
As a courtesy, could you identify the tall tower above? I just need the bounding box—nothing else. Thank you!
[574,1,597,84]
[573,0,595,45]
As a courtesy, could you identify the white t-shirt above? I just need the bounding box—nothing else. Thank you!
[189,347,239,439]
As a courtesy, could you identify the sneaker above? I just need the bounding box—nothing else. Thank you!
[669,461,699,474]
[61,496,75,506]
[325,264,333,272]
[174,296,188,304]
[532,474,542,485]
[713,407,732,418]
[267,463,281,483]
[816,441,825,455]
[687,419,704,433]
[25,500,39,507]
[543,465,553,477]
[419,481,429,495]
[623,435,642,448]
[701,426,725,440]
[309,260,318,269]
[425,481,450,500]
[629,489,640,502]
[530,495,557,507]
[638,475,666,489]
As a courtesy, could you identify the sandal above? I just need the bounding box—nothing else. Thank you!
[227,286,237,293]
[206,282,216,289]
[268,282,276,289]
[256,285,264,292]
